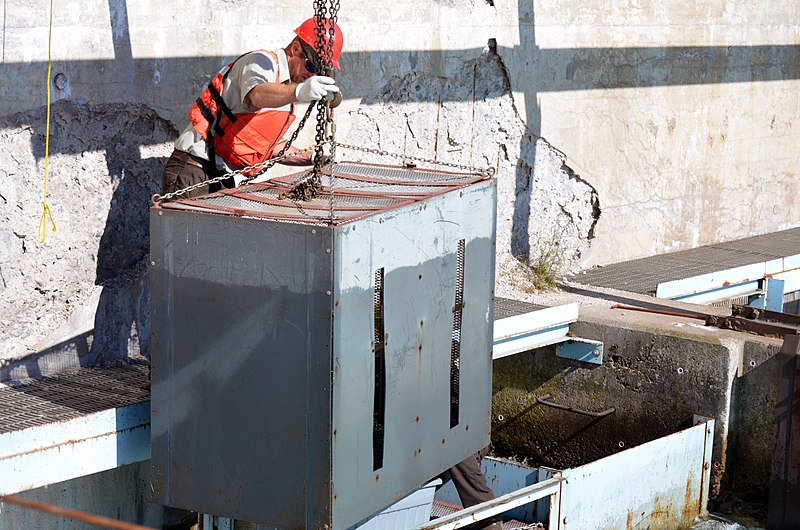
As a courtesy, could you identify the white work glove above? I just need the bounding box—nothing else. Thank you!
[295,76,340,103]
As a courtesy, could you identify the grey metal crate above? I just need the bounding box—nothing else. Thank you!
[150,162,497,529]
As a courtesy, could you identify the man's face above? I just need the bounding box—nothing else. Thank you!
[288,40,320,83]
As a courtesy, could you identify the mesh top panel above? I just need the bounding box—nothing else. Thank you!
[278,174,452,196]
[160,161,489,224]
[332,163,480,184]
[205,190,402,211]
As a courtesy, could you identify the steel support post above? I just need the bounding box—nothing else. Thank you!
[767,333,800,530]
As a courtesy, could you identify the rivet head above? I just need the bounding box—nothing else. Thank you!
[326,291,332,296]
[326,248,331,254]
[150,261,156,266]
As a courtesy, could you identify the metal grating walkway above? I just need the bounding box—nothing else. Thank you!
[494,297,545,320]
[0,361,149,435]
[0,302,543,435]
[567,226,800,295]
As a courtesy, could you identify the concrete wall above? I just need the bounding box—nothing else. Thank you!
[1,2,798,371]
[0,461,169,528]
[491,306,784,523]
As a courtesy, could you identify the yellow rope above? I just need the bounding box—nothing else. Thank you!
[37,0,57,243]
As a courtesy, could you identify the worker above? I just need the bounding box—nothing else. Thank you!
[161,17,343,198]
[442,447,504,530]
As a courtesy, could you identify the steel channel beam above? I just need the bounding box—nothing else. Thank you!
[704,315,800,339]
[493,303,579,359]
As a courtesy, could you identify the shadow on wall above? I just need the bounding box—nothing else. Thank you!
[1,0,799,380]
[0,101,175,382]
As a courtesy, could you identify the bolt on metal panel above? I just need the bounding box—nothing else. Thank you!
[150,211,333,528]
[331,179,496,528]
[150,162,496,529]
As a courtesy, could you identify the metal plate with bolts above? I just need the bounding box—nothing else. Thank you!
[556,338,604,365]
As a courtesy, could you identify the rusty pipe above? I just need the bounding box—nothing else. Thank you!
[0,495,156,530]
[610,304,705,320]
[536,393,616,418]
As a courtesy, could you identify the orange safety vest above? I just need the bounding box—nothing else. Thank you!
[188,50,295,174]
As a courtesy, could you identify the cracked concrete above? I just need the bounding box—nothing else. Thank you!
[0,101,175,380]
[0,46,601,380]
[343,47,600,282]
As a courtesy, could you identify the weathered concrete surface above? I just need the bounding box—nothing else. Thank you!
[510,1,800,266]
[0,1,797,374]
[491,305,783,524]
[0,461,168,529]
[342,47,600,279]
[0,101,175,380]
[1,0,797,269]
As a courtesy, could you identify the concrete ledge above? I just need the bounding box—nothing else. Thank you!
[491,303,782,522]
[0,402,150,495]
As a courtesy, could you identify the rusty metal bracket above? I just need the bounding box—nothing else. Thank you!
[555,338,604,365]
[610,303,800,339]
[536,393,616,418]
[731,304,800,327]
[704,315,799,339]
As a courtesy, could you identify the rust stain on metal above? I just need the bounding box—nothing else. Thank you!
[683,472,698,522]
[647,495,674,527]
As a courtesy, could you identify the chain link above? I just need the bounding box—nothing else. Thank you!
[332,141,496,177]
[153,0,494,207]
[152,103,317,204]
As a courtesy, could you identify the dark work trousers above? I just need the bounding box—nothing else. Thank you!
[161,149,234,198]
[442,446,504,530]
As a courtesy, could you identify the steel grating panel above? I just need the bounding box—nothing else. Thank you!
[567,227,800,295]
[277,174,453,196]
[494,297,546,320]
[203,190,403,212]
[713,241,795,258]
[333,163,482,184]
[159,162,489,225]
[0,361,149,435]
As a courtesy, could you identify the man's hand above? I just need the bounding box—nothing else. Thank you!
[295,76,340,103]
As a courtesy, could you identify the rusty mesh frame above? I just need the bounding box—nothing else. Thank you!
[157,161,491,225]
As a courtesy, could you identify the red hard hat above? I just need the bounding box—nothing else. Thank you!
[294,17,343,70]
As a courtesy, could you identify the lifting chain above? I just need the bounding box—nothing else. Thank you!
[332,141,496,177]
[152,100,316,205]
[152,1,340,206]
[276,0,341,207]
[313,0,340,221]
